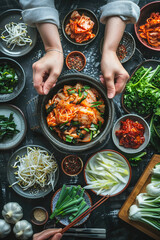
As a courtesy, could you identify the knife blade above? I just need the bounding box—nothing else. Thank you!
[64,233,106,239]
[67,228,106,234]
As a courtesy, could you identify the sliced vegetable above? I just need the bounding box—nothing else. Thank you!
[84,152,129,195]
[50,185,90,222]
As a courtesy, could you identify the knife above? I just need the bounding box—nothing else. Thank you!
[64,233,106,239]
[67,228,106,234]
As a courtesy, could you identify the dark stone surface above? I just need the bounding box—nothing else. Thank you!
[0,1,159,240]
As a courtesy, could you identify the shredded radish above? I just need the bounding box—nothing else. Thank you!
[1,22,32,50]
[11,147,58,191]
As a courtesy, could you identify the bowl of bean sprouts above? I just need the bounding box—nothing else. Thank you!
[0,9,37,57]
[7,145,59,199]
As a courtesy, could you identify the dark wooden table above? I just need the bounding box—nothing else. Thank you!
[0,0,159,240]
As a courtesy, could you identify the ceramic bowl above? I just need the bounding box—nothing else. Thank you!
[0,57,25,102]
[134,1,160,51]
[66,51,86,71]
[30,206,48,226]
[61,155,83,176]
[121,59,160,119]
[112,114,150,154]
[84,149,132,196]
[38,73,115,153]
[100,31,136,63]
[62,8,99,46]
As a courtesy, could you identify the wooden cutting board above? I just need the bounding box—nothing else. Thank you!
[119,154,160,240]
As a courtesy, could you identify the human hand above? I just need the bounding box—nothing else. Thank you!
[32,51,64,95]
[101,50,129,99]
[33,229,62,240]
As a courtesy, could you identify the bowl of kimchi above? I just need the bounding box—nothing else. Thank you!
[37,73,115,153]
[134,1,160,51]
[62,8,99,46]
[112,114,150,154]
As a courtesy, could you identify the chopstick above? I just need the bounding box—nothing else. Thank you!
[61,194,109,234]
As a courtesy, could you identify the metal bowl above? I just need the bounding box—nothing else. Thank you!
[134,1,160,51]
[62,8,99,46]
[100,31,136,63]
[112,114,150,154]
[38,73,115,153]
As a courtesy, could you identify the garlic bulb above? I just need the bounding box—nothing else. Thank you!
[2,202,23,224]
[13,220,33,240]
[0,219,11,239]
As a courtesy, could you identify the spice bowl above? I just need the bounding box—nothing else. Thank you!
[30,206,48,226]
[100,31,136,63]
[112,114,151,154]
[61,155,83,176]
[66,51,86,71]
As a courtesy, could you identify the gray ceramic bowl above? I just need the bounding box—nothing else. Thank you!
[38,73,115,153]
[0,57,25,102]
[112,114,150,154]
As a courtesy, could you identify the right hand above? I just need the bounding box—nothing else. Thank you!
[32,50,64,95]
[33,229,62,240]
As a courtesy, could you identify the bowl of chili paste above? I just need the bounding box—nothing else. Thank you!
[112,114,150,154]
[61,155,83,176]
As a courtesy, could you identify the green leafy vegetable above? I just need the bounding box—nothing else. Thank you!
[0,113,19,141]
[124,65,160,116]
[128,152,147,166]
[150,106,160,152]
[0,64,18,94]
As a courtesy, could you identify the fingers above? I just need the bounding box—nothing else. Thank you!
[115,72,129,94]
[32,62,45,95]
[43,70,59,95]
[102,73,116,99]
[51,233,62,240]
[33,229,62,240]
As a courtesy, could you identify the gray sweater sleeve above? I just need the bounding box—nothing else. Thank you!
[19,0,140,28]
[100,0,140,24]
[19,0,59,28]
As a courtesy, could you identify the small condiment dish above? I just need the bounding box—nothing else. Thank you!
[100,31,136,63]
[31,206,48,226]
[112,114,150,154]
[66,51,86,71]
[61,155,83,176]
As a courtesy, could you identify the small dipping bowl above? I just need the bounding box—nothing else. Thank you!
[31,207,48,226]
[61,155,83,176]
[66,51,86,71]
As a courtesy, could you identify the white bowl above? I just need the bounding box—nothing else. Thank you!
[112,114,150,154]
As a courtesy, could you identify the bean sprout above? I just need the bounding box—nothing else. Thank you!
[11,147,58,191]
[1,22,32,50]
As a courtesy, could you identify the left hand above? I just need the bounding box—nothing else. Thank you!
[101,50,129,99]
